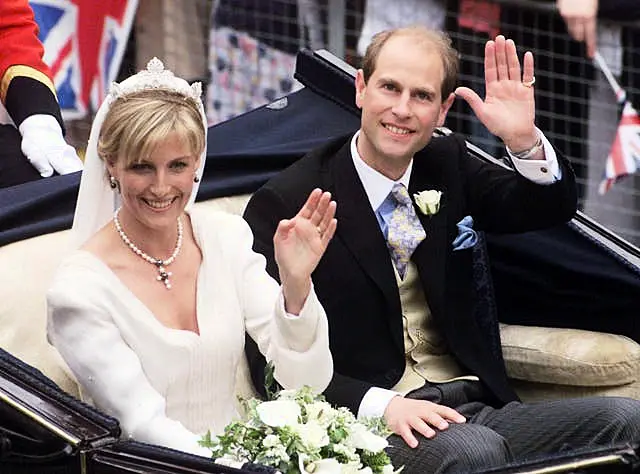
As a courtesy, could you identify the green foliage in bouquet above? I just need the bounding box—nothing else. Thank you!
[200,364,402,474]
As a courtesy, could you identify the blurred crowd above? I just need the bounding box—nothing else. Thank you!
[206,0,640,243]
[3,0,639,243]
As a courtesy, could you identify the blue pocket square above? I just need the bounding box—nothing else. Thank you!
[452,216,478,251]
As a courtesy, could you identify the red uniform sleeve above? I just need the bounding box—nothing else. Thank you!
[0,0,63,128]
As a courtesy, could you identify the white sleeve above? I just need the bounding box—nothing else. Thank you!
[507,129,562,185]
[46,281,211,457]
[357,387,400,420]
[229,216,332,393]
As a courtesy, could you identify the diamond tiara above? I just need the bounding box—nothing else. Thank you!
[108,57,202,102]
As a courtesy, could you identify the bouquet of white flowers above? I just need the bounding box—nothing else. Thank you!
[199,385,402,474]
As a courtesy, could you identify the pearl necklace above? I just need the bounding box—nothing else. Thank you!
[113,208,183,289]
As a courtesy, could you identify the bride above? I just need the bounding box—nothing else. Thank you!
[47,58,335,456]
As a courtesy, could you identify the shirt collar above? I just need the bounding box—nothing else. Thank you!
[350,130,413,212]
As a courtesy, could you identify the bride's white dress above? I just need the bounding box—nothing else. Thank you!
[47,208,332,456]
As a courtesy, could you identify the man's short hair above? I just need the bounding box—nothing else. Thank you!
[361,26,460,101]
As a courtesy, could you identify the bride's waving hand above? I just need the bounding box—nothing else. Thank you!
[274,188,337,314]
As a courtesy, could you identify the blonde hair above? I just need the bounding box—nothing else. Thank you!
[361,26,460,100]
[97,88,205,167]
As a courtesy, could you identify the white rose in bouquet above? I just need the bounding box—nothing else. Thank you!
[201,385,403,474]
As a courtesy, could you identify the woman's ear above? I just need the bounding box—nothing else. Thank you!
[105,159,114,174]
[105,158,118,179]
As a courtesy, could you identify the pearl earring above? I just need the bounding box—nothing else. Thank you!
[109,176,120,191]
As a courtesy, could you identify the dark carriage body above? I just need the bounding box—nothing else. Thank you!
[0,50,639,473]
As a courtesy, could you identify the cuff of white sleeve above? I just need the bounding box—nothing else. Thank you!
[357,387,401,420]
[276,287,320,351]
[508,129,561,185]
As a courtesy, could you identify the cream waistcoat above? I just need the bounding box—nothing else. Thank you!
[392,261,478,394]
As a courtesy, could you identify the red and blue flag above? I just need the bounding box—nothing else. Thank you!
[599,101,640,195]
[29,0,138,118]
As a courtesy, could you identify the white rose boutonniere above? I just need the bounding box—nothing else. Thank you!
[413,190,442,216]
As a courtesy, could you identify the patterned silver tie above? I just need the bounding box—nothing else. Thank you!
[386,183,427,279]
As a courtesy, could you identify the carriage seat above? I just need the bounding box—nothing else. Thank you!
[0,194,638,406]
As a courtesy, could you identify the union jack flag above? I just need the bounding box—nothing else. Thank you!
[599,101,640,195]
[29,0,138,119]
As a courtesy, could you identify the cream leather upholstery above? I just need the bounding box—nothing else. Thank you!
[0,194,638,405]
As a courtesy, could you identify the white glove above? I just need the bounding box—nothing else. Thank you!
[18,114,83,177]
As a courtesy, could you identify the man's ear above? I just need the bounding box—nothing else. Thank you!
[437,93,456,127]
[355,69,366,109]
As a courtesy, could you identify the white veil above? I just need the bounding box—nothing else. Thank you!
[71,58,207,249]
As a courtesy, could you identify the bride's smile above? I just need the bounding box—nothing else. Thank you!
[142,196,179,210]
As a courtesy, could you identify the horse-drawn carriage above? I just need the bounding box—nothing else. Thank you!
[1,49,639,473]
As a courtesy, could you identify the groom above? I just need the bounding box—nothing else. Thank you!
[243,26,640,473]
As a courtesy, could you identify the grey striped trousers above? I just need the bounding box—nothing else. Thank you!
[385,381,640,474]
